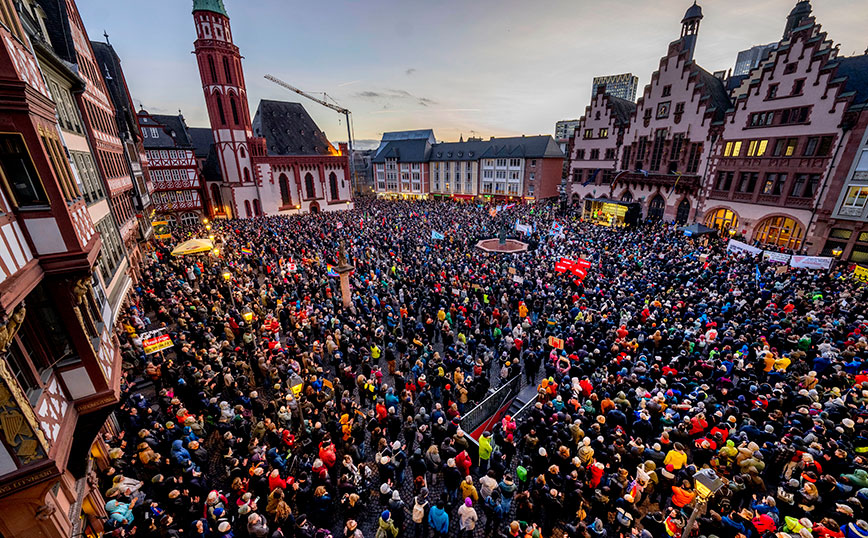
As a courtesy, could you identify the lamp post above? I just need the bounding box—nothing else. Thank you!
[242,305,254,324]
[831,247,844,274]
[222,270,236,309]
[681,469,723,538]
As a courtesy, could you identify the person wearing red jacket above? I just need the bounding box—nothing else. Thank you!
[319,439,337,469]
[455,449,472,477]
[588,462,605,489]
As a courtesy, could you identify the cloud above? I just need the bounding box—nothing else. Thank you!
[338,80,361,87]
[353,88,437,108]
[406,68,417,76]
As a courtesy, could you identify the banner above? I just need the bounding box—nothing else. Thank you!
[152,220,171,241]
[548,336,564,350]
[574,258,592,269]
[571,266,588,279]
[727,239,761,256]
[143,334,173,355]
[790,255,832,270]
[515,222,532,234]
[512,275,524,284]
[431,230,445,240]
[853,265,868,282]
[763,251,791,264]
[550,222,565,237]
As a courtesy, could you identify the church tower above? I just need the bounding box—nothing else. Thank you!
[192,0,259,216]
[680,1,703,62]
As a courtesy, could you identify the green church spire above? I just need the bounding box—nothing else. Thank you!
[192,0,227,16]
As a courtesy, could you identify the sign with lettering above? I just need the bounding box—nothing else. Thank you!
[143,334,174,355]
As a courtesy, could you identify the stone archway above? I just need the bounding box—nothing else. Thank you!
[309,201,320,213]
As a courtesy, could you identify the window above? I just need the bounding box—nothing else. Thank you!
[675,102,685,115]
[752,216,803,250]
[305,173,315,198]
[244,200,251,217]
[636,137,648,162]
[0,134,47,207]
[216,96,226,125]
[724,141,742,157]
[784,62,798,75]
[830,228,853,240]
[676,199,690,224]
[576,149,585,160]
[590,149,600,160]
[746,140,768,157]
[657,101,671,119]
[803,137,819,157]
[715,171,734,191]
[599,128,608,138]
[792,79,805,95]
[817,136,833,157]
[95,217,125,282]
[223,57,232,84]
[41,130,80,201]
[686,143,702,174]
[208,55,217,83]
[278,173,291,207]
[243,168,250,182]
[230,97,240,125]
[650,129,666,172]
[767,84,779,99]
[705,208,738,233]
[509,159,521,167]
[737,172,759,193]
[583,129,593,139]
[329,172,339,200]
[790,173,820,198]
[761,173,786,196]
[605,148,616,160]
[774,137,798,157]
[622,146,632,167]
[149,127,159,138]
[780,106,810,125]
[662,85,672,97]
[843,186,868,209]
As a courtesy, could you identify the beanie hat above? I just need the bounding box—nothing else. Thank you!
[381,510,391,521]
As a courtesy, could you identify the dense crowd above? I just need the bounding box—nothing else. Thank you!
[102,199,868,538]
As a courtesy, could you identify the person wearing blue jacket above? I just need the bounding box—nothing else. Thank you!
[428,499,450,538]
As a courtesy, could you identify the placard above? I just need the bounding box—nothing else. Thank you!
[548,336,564,350]
[853,265,868,282]
[512,275,524,284]
[763,251,791,264]
[144,334,174,355]
[508,267,517,275]
[727,239,761,256]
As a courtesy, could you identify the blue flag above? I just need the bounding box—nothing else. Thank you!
[755,265,762,287]
[431,230,445,240]
[582,169,600,187]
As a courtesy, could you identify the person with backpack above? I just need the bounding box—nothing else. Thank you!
[411,488,429,538]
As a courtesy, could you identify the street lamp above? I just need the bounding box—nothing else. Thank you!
[832,247,843,258]
[205,224,212,231]
[242,305,254,324]
[681,469,723,538]
[222,271,236,309]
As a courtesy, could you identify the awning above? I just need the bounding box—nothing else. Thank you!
[678,223,718,237]
[171,238,214,256]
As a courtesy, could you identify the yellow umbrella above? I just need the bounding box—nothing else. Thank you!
[171,238,214,256]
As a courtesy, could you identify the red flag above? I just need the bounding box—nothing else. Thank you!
[555,263,570,273]
[571,266,588,279]
[575,258,592,269]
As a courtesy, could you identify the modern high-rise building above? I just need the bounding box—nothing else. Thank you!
[733,43,777,76]
[591,73,639,102]
[555,119,580,141]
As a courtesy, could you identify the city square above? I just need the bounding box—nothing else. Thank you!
[0,1,866,538]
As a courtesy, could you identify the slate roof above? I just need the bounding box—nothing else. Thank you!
[252,100,335,156]
[139,113,193,149]
[693,66,733,120]
[35,0,76,64]
[607,95,637,127]
[381,130,436,143]
[372,135,563,164]
[187,127,215,159]
[91,41,139,141]
[835,55,868,107]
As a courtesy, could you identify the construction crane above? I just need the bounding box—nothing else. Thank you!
[264,74,358,193]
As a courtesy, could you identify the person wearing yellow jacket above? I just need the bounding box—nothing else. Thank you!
[478,431,495,472]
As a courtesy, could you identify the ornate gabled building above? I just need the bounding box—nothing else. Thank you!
[0,0,124,536]
[567,1,731,224]
[138,111,206,224]
[701,2,856,251]
[567,87,636,206]
[191,0,353,218]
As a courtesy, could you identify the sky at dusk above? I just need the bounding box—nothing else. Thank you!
[79,0,868,148]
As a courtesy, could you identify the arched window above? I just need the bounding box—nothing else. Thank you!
[252,199,261,216]
[244,200,252,218]
[180,212,199,226]
[243,168,251,182]
[621,190,633,202]
[705,208,738,233]
[216,95,226,125]
[648,194,665,220]
[304,172,315,199]
[279,173,291,207]
[240,147,246,159]
[752,216,803,250]
[210,184,223,213]
[207,55,216,83]
[223,56,232,84]
[676,199,690,224]
[230,97,240,125]
[329,172,339,201]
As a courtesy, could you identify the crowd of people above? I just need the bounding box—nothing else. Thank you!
[102,198,868,538]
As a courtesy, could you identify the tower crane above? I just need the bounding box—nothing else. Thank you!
[264,74,358,193]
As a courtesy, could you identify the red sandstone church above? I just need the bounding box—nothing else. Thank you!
[190,0,353,220]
